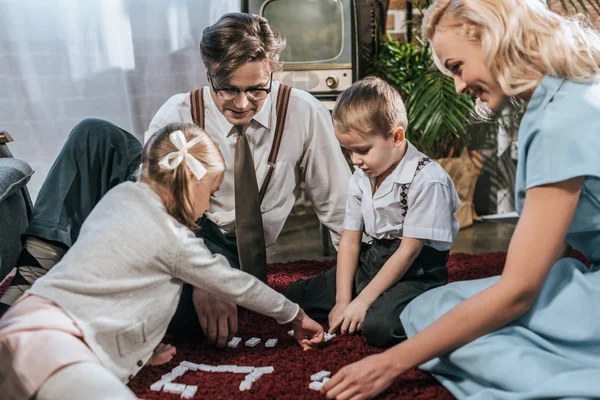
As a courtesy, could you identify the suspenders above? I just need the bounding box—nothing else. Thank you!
[189,85,292,204]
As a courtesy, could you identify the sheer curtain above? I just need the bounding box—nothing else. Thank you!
[0,0,239,200]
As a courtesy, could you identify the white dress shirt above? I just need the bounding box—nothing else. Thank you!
[343,141,461,251]
[146,81,350,247]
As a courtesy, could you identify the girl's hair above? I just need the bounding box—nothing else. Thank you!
[200,12,286,84]
[138,123,225,229]
[332,76,408,138]
[423,0,600,97]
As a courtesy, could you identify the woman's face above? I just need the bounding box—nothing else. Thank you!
[431,22,508,111]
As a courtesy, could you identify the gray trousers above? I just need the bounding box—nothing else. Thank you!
[284,238,448,348]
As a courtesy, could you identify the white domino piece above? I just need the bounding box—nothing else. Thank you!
[239,379,253,391]
[244,371,264,383]
[196,364,214,372]
[311,370,331,381]
[150,379,170,391]
[163,382,187,394]
[287,329,294,336]
[324,332,336,342]
[322,377,330,384]
[232,366,254,373]
[227,336,242,348]
[170,365,189,377]
[181,385,198,399]
[161,371,179,380]
[265,338,278,348]
[254,366,274,374]
[245,337,261,347]
[180,361,200,371]
[309,380,324,391]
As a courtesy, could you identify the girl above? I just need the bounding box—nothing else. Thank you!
[322,1,600,399]
[285,77,461,348]
[0,123,324,400]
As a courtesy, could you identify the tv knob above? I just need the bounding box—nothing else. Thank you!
[325,75,340,89]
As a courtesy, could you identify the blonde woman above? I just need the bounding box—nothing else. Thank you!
[321,1,600,399]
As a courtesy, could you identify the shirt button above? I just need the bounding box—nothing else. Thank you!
[137,360,143,367]
[128,374,134,381]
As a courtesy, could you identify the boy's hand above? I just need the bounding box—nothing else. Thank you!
[291,308,325,350]
[339,298,369,335]
[328,301,349,334]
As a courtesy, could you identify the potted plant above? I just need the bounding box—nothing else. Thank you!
[369,0,599,226]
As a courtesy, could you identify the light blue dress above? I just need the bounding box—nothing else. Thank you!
[400,76,600,400]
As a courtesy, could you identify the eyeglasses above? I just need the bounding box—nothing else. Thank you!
[208,72,273,101]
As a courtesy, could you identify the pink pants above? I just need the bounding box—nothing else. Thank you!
[0,294,100,400]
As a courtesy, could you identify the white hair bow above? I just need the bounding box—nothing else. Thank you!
[158,130,207,180]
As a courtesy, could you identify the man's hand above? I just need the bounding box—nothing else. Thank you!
[192,287,238,347]
[291,308,325,350]
[331,298,369,335]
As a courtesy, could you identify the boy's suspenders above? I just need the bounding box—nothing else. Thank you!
[189,84,292,204]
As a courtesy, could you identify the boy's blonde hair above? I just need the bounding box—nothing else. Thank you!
[332,76,408,138]
[139,123,225,229]
[423,0,600,97]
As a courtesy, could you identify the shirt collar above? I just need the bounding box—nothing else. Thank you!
[387,140,421,184]
[203,82,274,137]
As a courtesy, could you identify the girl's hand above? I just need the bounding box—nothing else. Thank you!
[328,301,349,334]
[339,298,368,335]
[291,308,325,350]
[321,353,404,399]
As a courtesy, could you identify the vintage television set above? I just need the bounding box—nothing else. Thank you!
[242,0,361,106]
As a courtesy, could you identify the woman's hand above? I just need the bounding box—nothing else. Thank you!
[321,353,405,399]
[291,308,325,350]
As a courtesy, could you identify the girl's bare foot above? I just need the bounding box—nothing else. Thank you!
[147,343,176,366]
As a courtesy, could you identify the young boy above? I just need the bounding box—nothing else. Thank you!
[285,77,461,348]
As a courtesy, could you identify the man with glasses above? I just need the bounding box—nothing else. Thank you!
[1,13,350,349]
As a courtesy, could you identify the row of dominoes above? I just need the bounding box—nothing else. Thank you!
[238,366,275,391]
[227,336,278,348]
[150,361,275,395]
[287,330,337,343]
[309,370,331,392]
[150,367,197,399]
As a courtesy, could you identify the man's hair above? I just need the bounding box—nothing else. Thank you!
[423,0,600,97]
[138,123,225,229]
[333,77,408,138]
[200,12,286,84]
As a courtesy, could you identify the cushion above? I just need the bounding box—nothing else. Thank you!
[0,157,33,280]
[0,158,33,202]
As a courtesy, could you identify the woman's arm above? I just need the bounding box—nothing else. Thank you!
[322,176,584,400]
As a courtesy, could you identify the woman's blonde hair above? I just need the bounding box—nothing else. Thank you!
[423,0,600,97]
[138,123,225,229]
[332,76,407,138]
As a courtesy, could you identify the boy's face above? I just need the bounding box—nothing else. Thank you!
[207,60,273,126]
[335,128,406,178]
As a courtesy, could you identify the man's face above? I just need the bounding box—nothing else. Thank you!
[208,60,273,126]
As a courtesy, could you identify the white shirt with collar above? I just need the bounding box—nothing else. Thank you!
[145,81,350,247]
[343,140,461,251]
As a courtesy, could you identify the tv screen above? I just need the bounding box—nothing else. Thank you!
[260,0,349,65]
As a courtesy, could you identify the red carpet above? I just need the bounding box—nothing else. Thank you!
[0,251,590,399]
[129,252,512,400]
